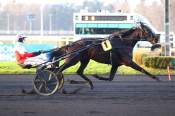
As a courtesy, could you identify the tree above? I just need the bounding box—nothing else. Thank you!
[135,0,164,32]
[2,2,40,31]
[170,0,175,33]
[112,0,131,13]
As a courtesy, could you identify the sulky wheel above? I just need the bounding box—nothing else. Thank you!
[33,69,64,96]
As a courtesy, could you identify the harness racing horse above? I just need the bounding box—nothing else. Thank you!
[57,22,160,89]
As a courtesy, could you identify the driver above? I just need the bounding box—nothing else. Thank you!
[14,34,52,68]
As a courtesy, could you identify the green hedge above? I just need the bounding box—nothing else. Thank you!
[143,56,175,69]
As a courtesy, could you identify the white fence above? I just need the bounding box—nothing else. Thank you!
[0,35,74,61]
[0,44,15,61]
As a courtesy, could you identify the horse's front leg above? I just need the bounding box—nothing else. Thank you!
[128,61,160,81]
[93,65,118,81]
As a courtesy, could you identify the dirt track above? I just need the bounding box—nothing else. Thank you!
[0,74,175,116]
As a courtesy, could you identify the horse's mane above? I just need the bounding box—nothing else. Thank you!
[112,27,137,38]
[141,23,155,37]
[59,26,144,51]
[58,38,102,51]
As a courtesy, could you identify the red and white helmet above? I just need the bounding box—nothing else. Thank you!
[16,34,26,42]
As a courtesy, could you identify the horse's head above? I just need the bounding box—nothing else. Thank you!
[139,22,159,44]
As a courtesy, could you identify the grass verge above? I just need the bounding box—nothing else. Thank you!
[0,61,174,75]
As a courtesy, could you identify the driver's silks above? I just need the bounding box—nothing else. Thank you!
[101,40,112,51]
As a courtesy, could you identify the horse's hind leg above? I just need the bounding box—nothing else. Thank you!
[128,61,160,81]
[58,56,79,73]
[76,60,94,89]
[58,57,93,88]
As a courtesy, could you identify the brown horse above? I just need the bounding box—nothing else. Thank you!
[55,22,160,89]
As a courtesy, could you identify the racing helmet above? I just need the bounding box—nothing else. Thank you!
[16,34,26,42]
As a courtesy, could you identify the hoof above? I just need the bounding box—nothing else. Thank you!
[21,89,36,94]
[61,88,82,94]
[21,89,26,93]
[61,88,68,94]
[153,76,161,82]
[90,86,94,90]
[92,74,100,79]
[69,80,87,84]
[89,83,94,90]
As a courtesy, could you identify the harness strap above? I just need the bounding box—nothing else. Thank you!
[110,51,113,65]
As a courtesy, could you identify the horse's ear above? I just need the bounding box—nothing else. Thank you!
[135,21,142,29]
[140,21,144,25]
[139,21,145,28]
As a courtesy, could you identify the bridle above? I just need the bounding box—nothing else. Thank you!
[139,23,156,43]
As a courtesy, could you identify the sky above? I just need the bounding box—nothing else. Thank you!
[0,0,160,6]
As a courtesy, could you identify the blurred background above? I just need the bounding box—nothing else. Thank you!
[0,0,175,61]
[0,0,174,34]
